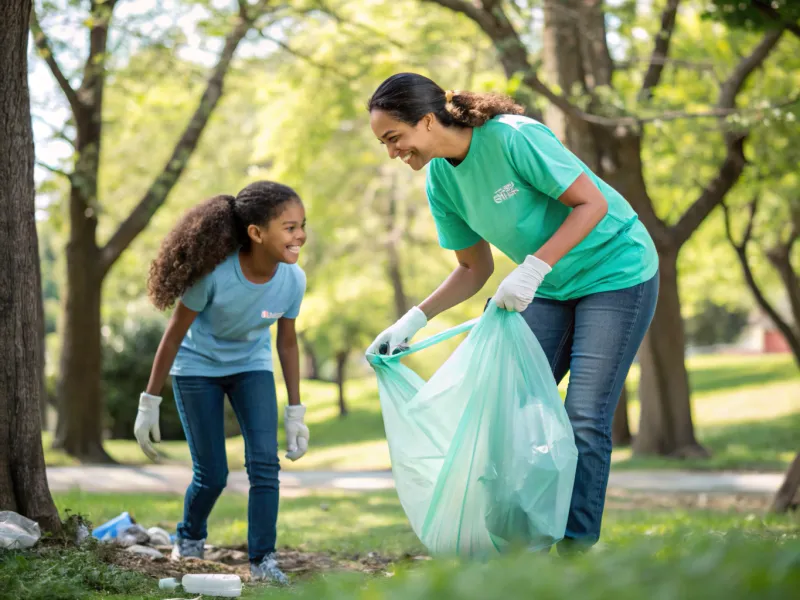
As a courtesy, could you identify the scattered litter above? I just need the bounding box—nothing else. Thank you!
[75,523,91,545]
[159,577,180,590]
[0,511,42,550]
[147,526,171,546]
[206,547,248,564]
[182,573,242,597]
[118,524,150,546]
[125,544,165,560]
[92,511,134,541]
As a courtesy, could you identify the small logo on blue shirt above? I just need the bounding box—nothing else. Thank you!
[261,310,284,319]
[493,182,518,204]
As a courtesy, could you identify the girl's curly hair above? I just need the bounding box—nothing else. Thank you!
[147,180,300,311]
[367,72,524,128]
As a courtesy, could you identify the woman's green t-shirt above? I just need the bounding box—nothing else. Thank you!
[425,115,659,301]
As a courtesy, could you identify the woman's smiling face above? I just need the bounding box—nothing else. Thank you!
[370,109,436,171]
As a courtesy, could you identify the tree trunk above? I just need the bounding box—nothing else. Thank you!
[299,332,322,380]
[542,0,599,169]
[335,350,348,417]
[386,173,408,320]
[611,384,632,447]
[0,0,62,532]
[634,252,707,458]
[771,452,800,514]
[53,192,112,461]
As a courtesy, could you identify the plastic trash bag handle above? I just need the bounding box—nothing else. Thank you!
[366,317,480,365]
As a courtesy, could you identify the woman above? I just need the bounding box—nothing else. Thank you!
[134,181,309,583]
[366,73,659,553]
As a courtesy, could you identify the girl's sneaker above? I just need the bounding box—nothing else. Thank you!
[250,553,289,585]
[171,536,205,560]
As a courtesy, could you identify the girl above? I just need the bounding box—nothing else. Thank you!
[134,181,309,584]
[366,73,659,554]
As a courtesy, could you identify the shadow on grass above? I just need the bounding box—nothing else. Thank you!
[615,411,800,471]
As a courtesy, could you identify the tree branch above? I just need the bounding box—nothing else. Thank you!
[99,4,265,273]
[309,0,404,48]
[639,0,681,101]
[77,0,116,105]
[30,7,81,117]
[722,198,800,363]
[423,0,590,121]
[637,97,798,124]
[718,29,784,111]
[671,28,784,247]
[259,30,350,80]
[36,161,72,181]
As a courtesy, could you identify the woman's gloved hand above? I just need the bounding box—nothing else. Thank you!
[493,255,552,312]
[366,306,427,356]
[134,392,162,462]
[284,404,309,461]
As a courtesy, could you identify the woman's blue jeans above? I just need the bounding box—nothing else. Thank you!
[172,370,280,563]
[520,273,659,552]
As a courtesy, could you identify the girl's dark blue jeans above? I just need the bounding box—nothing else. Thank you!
[172,370,280,563]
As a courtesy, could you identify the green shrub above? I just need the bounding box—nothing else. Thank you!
[686,300,749,347]
[102,317,240,440]
[264,533,800,600]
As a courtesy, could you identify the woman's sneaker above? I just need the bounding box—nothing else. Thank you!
[171,536,205,560]
[250,553,289,585]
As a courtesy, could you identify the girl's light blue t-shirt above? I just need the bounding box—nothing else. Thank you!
[170,252,306,377]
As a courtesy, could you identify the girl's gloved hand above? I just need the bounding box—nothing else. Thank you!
[284,404,309,461]
[366,306,427,356]
[493,255,552,312]
[134,392,162,462]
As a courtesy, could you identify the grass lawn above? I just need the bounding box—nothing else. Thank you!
[43,353,799,472]
[4,488,791,599]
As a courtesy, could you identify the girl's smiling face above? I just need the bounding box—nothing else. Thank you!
[249,199,307,265]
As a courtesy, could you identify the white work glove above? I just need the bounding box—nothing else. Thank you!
[284,404,309,461]
[134,392,162,462]
[366,306,428,356]
[493,255,552,312]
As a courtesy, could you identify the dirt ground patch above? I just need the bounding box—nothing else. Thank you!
[104,492,778,583]
[107,545,410,582]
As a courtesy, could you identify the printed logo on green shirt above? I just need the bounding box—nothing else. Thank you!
[493,182,518,204]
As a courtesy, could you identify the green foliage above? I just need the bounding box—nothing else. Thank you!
[0,547,154,600]
[704,0,800,31]
[101,314,183,440]
[685,299,750,346]
[257,533,800,600]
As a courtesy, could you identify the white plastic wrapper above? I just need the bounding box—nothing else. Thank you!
[0,511,42,550]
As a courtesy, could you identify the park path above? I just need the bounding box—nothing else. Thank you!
[46,465,783,496]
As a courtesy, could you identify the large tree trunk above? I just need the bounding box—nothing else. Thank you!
[52,119,111,460]
[0,0,62,532]
[771,452,800,514]
[335,350,348,417]
[611,385,632,447]
[542,0,599,168]
[634,253,706,457]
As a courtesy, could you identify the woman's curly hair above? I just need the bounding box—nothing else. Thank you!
[367,72,524,129]
[147,181,300,311]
